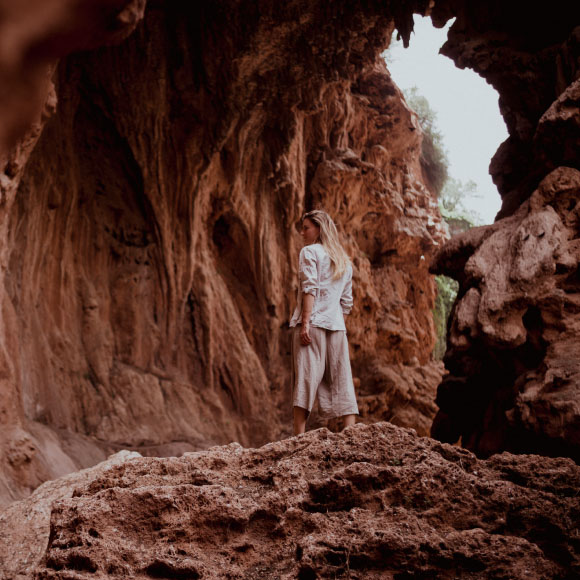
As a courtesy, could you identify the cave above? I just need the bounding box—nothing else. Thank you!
[0,0,578,492]
[0,0,579,576]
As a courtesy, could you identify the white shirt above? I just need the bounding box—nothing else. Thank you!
[289,243,353,331]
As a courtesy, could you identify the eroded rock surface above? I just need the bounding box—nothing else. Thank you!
[428,1,580,460]
[432,167,580,459]
[0,1,447,506]
[1,0,578,508]
[1,423,578,579]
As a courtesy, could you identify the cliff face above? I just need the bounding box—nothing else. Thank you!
[0,0,149,506]
[432,167,580,459]
[0,1,447,506]
[429,2,580,459]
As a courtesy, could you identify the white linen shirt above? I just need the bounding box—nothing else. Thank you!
[289,243,353,331]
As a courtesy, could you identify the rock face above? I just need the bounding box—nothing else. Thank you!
[0,1,448,506]
[0,449,141,580]
[429,2,580,460]
[0,0,150,507]
[1,0,578,508]
[432,167,580,460]
[431,1,580,217]
[1,423,579,579]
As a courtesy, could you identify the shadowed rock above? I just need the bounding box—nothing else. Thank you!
[432,167,580,459]
[0,0,578,510]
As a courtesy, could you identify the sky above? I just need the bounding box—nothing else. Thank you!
[384,16,508,224]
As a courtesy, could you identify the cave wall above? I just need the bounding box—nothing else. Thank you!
[430,1,580,459]
[0,0,447,505]
[2,0,577,506]
[0,0,149,507]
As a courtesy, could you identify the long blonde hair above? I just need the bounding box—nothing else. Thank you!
[303,210,350,280]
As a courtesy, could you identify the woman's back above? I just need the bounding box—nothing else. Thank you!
[289,243,352,331]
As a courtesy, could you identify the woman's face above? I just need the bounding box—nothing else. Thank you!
[301,218,320,245]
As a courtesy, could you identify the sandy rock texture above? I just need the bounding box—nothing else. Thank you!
[1,422,579,579]
[0,0,447,506]
[0,0,149,509]
[0,450,140,580]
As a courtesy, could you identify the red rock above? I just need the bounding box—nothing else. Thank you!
[0,0,577,514]
[428,2,580,461]
[0,2,446,506]
[1,423,578,578]
[432,167,580,460]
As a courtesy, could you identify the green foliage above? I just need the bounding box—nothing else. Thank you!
[403,87,449,195]
[432,275,459,360]
[439,177,483,227]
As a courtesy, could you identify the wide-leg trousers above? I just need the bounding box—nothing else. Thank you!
[291,325,359,420]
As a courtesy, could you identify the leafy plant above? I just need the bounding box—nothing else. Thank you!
[439,176,483,227]
[401,87,482,359]
[432,275,459,360]
[403,87,449,195]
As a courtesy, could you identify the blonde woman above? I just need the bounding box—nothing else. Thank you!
[289,210,359,435]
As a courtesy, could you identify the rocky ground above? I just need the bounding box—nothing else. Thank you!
[1,422,578,579]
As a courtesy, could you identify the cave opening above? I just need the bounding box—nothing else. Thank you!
[384,15,510,363]
[385,15,508,227]
[0,1,579,525]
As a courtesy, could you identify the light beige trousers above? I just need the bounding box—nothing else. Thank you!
[291,326,359,420]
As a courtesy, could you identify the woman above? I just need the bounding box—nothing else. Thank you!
[289,209,359,435]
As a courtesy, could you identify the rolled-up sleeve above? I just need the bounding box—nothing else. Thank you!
[299,246,319,296]
[340,267,353,315]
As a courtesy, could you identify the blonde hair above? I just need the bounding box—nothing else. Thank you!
[303,210,350,280]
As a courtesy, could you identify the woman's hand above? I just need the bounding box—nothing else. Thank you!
[300,293,314,345]
[300,321,312,345]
